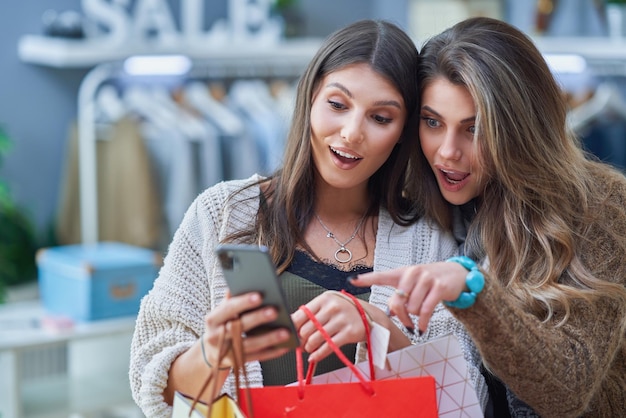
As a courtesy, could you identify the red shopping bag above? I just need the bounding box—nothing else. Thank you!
[242,372,437,417]
[240,303,438,417]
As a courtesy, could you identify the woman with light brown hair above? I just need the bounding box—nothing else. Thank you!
[351,17,626,417]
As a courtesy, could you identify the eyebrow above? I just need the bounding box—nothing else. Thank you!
[421,105,476,124]
[326,82,403,109]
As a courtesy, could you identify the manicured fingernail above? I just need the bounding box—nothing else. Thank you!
[405,325,423,337]
[347,275,358,282]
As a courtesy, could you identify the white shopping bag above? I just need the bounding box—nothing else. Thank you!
[306,334,483,418]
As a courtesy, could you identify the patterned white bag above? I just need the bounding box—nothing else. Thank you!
[306,334,483,418]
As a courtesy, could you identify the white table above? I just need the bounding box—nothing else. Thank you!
[0,300,142,418]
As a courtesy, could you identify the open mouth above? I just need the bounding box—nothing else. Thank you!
[440,168,469,184]
[330,146,362,163]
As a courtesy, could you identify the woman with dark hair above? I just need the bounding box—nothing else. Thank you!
[351,17,626,417]
[129,19,465,418]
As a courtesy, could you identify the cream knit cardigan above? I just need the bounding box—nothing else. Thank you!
[129,175,487,417]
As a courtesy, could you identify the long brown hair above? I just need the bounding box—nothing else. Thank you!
[417,17,626,323]
[226,19,422,272]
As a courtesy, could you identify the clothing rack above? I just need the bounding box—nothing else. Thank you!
[77,44,320,244]
[29,35,626,244]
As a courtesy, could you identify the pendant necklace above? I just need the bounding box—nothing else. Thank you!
[314,213,367,263]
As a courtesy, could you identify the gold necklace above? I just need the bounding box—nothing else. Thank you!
[314,213,367,263]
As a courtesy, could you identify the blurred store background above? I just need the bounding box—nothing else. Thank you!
[1,1,625,417]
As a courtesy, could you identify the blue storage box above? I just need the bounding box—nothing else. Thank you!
[37,242,161,321]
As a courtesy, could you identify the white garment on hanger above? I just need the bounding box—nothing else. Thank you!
[568,82,626,133]
[185,81,263,179]
[184,82,246,137]
[96,84,126,123]
[141,122,196,240]
[122,85,224,238]
[228,79,286,174]
[148,86,225,189]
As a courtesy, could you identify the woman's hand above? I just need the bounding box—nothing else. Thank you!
[291,291,369,363]
[202,292,292,368]
[165,291,292,405]
[350,262,468,332]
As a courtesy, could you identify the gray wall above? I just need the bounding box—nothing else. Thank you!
[0,0,89,239]
[0,0,407,242]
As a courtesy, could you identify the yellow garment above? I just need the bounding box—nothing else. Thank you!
[56,117,162,248]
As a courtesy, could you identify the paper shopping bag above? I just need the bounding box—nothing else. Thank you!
[172,392,247,418]
[240,304,438,417]
[241,374,438,417]
[309,334,483,418]
[171,317,253,418]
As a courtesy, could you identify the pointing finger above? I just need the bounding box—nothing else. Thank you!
[348,269,405,288]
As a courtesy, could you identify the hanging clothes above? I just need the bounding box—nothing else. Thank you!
[568,81,626,172]
[56,116,163,249]
[227,79,288,175]
[183,81,264,180]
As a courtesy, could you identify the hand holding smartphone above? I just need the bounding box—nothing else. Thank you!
[215,244,299,350]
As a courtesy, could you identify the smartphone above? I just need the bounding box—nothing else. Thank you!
[215,244,299,350]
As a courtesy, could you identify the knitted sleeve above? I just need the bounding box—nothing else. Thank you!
[451,175,626,417]
[129,176,264,418]
[365,213,489,410]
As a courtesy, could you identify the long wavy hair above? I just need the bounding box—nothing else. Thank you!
[416,17,626,323]
[226,19,422,273]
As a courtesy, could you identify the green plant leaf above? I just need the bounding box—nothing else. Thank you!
[0,125,38,295]
[273,0,298,10]
[0,200,38,287]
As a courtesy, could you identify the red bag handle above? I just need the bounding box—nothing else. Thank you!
[298,305,375,397]
[298,291,376,384]
[339,290,376,380]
